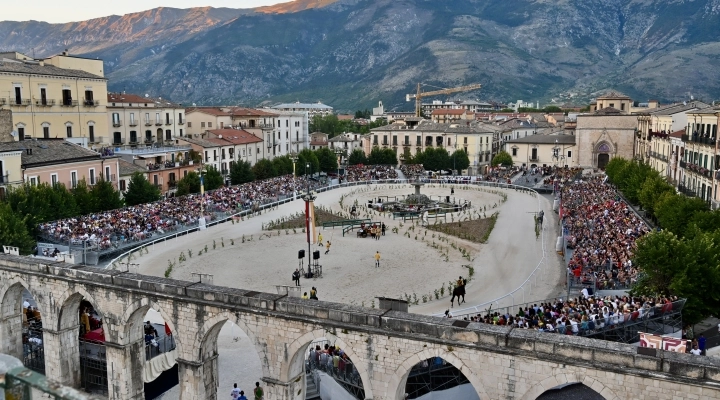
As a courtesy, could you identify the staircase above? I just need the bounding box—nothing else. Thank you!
[306,371,321,400]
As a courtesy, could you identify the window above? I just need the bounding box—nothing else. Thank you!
[40,88,47,105]
[187,122,192,128]
[120,180,126,191]
[567,150,572,158]
[213,150,218,161]
[169,172,176,183]
[512,148,518,156]
[84,90,94,103]
[208,122,212,128]
[71,171,78,188]
[145,130,152,141]
[609,103,615,108]
[18,127,24,141]
[29,177,38,186]
[105,166,111,181]
[621,103,625,111]
[153,175,158,185]
[88,125,95,142]
[130,113,136,125]
[112,113,120,126]
[43,126,50,139]
[166,113,170,124]
[404,135,409,145]
[205,151,209,162]
[382,135,388,145]
[114,132,122,144]
[416,136,421,146]
[62,89,72,106]
[178,113,183,123]
[201,122,206,128]
[66,125,72,138]
[89,169,96,185]
[220,122,224,128]
[14,86,22,105]
[286,120,289,128]
[130,131,137,143]
[392,136,397,145]
[179,129,183,137]
[51,174,58,186]
[155,113,160,123]
[165,130,171,140]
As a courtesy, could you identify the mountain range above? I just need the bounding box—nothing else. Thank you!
[2,0,720,112]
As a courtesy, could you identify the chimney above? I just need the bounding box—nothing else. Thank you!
[26,148,32,155]
[63,49,69,56]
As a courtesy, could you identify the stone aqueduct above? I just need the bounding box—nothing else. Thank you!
[2,254,720,400]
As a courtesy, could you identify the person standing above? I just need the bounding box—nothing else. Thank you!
[231,383,241,399]
[699,334,707,356]
[381,223,386,236]
[254,382,264,400]
[238,391,247,400]
[317,233,323,247]
[310,287,318,300]
[375,251,381,268]
[325,241,331,254]
[293,269,301,286]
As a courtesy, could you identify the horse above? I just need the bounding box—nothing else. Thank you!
[450,279,467,307]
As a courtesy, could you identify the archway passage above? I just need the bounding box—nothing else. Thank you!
[20,289,45,375]
[404,357,479,400]
[597,153,610,169]
[77,299,108,396]
[142,308,178,398]
[305,339,365,399]
[537,382,606,399]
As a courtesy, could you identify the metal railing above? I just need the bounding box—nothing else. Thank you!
[83,99,99,107]
[0,354,103,399]
[165,119,174,125]
[112,119,122,127]
[11,98,32,106]
[145,334,176,361]
[35,99,56,107]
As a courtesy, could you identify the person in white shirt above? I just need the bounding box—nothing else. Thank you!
[690,345,702,355]
[23,300,30,309]
[230,383,241,399]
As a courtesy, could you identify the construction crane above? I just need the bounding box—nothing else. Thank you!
[406,83,483,117]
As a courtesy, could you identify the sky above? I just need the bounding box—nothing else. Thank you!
[4,1,287,23]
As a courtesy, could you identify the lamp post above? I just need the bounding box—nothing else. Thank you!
[334,148,343,185]
[199,161,206,230]
[303,163,315,274]
[290,153,298,199]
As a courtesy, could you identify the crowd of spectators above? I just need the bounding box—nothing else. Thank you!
[483,166,520,183]
[146,161,175,170]
[307,342,359,382]
[38,175,318,250]
[345,165,398,182]
[561,176,650,289]
[400,164,426,178]
[456,295,680,336]
[98,147,115,157]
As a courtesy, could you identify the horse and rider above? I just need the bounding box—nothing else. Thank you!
[450,276,467,307]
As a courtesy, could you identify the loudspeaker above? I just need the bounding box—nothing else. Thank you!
[313,250,320,260]
[298,250,305,259]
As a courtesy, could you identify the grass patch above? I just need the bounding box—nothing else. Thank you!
[263,209,346,230]
[427,212,498,244]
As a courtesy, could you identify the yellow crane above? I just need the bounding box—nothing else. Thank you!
[406,83,482,117]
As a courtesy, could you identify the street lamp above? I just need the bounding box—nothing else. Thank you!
[302,162,315,275]
[334,148,343,185]
[290,153,298,199]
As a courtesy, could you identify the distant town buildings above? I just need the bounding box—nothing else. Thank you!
[270,101,333,117]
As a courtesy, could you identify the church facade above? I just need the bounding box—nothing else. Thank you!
[576,107,638,168]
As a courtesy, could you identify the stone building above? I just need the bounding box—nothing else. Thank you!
[576,107,638,169]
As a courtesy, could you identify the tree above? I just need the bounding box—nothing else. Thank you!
[272,155,294,176]
[297,149,320,175]
[230,160,255,185]
[450,149,470,171]
[348,149,367,165]
[491,150,513,167]
[315,147,339,173]
[604,157,630,184]
[0,202,34,255]
[72,179,95,215]
[637,174,674,217]
[188,149,202,163]
[654,192,709,235]
[252,159,278,180]
[176,172,201,196]
[202,165,224,191]
[124,172,162,206]
[415,147,450,171]
[90,178,124,212]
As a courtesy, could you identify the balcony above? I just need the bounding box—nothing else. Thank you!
[113,140,124,146]
[165,119,174,125]
[648,131,669,140]
[178,120,184,125]
[155,120,163,126]
[112,119,123,127]
[83,99,99,107]
[258,124,274,129]
[0,98,6,106]
[685,163,712,178]
[144,120,153,126]
[35,99,55,107]
[683,133,717,147]
[678,184,697,197]
[88,136,104,144]
[679,160,687,168]
[168,180,177,188]
[60,100,79,107]
[530,157,539,162]
[129,120,139,127]
[11,98,31,106]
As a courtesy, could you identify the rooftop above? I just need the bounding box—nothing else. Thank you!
[207,129,263,145]
[431,109,467,115]
[118,159,147,176]
[505,134,576,145]
[0,139,108,166]
[0,59,104,80]
[272,102,333,110]
[596,90,631,100]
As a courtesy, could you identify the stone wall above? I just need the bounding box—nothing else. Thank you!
[1,254,720,400]
[0,109,12,142]
[576,114,637,167]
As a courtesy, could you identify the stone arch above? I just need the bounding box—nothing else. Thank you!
[387,347,488,400]
[0,276,35,318]
[55,286,102,332]
[280,329,374,399]
[198,310,263,369]
[517,370,620,400]
[120,297,182,354]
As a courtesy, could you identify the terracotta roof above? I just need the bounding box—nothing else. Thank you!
[431,109,466,115]
[118,159,146,176]
[186,107,231,117]
[178,136,221,148]
[669,128,686,138]
[593,107,623,115]
[226,107,277,117]
[107,93,153,104]
[207,129,263,145]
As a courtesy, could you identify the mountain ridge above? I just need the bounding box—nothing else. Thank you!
[2,0,720,112]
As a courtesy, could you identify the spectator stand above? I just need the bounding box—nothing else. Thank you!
[305,339,364,400]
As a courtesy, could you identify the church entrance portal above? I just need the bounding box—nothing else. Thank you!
[597,153,610,169]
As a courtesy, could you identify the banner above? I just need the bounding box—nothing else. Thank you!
[639,332,688,353]
[306,200,317,245]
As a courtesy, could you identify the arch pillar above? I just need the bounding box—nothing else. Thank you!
[105,338,146,400]
[0,280,31,360]
[177,356,218,400]
[43,325,81,387]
